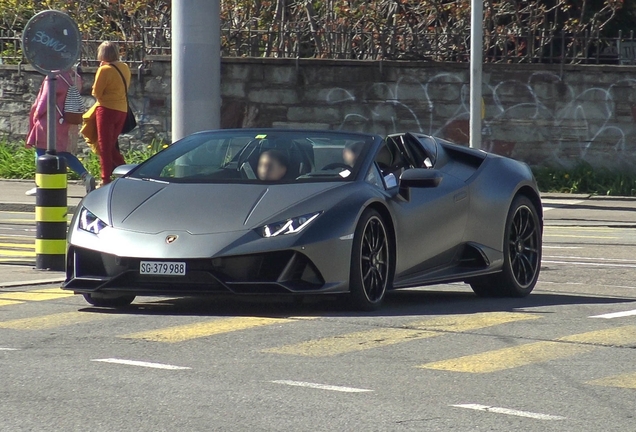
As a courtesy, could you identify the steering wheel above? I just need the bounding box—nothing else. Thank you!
[321,162,351,171]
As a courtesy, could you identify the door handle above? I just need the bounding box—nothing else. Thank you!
[454,191,468,202]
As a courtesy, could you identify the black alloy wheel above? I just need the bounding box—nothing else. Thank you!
[508,202,540,288]
[471,195,541,297]
[349,209,393,310]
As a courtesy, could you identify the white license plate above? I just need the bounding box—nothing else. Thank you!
[140,261,186,276]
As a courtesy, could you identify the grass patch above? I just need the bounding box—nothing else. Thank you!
[0,138,163,180]
[1,139,635,196]
[533,162,636,196]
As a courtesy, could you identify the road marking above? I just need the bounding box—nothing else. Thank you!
[270,380,372,393]
[0,243,35,248]
[543,260,636,269]
[91,358,191,370]
[590,309,636,319]
[0,311,111,330]
[121,316,297,343]
[0,300,23,307]
[451,404,566,420]
[543,234,619,239]
[419,326,636,373]
[539,280,636,290]
[0,288,73,304]
[587,372,636,389]
[0,347,20,351]
[0,249,36,257]
[544,255,636,263]
[542,246,582,249]
[265,312,540,357]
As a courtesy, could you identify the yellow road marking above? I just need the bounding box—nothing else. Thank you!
[0,258,35,263]
[0,311,109,330]
[121,316,297,343]
[0,243,35,248]
[559,326,636,346]
[0,250,36,257]
[418,326,636,373]
[0,300,23,307]
[0,288,73,303]
[420,341,590,373]
[587,372,636,389]
[265,312,540,357]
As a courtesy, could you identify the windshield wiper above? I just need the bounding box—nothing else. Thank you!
[141,177,169,184]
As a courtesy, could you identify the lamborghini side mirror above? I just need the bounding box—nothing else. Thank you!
[112,164,138,178]
[399,168,442,200]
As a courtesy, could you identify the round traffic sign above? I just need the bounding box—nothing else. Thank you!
[22,10,81,75]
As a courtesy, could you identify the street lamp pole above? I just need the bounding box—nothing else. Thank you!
[469,0,483,149]
[172,0,221,142]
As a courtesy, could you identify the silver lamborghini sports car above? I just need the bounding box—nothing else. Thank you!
[63,129,542,310]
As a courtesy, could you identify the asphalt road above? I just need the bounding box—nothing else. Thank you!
[1,199,636,431]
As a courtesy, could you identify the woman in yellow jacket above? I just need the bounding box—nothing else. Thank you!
[92,41,131,185]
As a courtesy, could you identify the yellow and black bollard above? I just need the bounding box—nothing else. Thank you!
[35,154,68,271]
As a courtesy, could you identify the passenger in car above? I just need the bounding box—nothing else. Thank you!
[257,150,289,181]
[343,141,365,167]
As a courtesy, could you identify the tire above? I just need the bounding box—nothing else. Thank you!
[470,195,542,298]
[83,293,135,308]
[349,209,394,311]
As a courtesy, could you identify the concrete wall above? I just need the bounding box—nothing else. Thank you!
[2,57,636,169]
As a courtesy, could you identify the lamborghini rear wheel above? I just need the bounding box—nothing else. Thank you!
[470,195,541,297]
[82,293,136,308]
[349,209,393,311]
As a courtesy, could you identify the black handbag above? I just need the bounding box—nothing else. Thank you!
[112,64,137,134]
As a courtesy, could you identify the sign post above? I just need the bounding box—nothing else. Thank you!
[22,10,81,271]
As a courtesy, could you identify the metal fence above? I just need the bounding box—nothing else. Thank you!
[2,27,636,66]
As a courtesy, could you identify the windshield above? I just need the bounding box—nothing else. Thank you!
[131,130,375,184]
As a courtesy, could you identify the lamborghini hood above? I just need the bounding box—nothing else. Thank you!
[98,178,343,234]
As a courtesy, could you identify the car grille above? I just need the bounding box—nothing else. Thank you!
[66,246,325,294]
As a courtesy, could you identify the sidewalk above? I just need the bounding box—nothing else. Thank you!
[0,179,85,212]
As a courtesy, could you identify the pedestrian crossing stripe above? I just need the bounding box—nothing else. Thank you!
[120,316,307,343]
[0,240,36,260]
[263,312,541,357]
[587,372,636,389]
[0,311,110,330]
[0,249,36,257]
[0,288,73,307]
[418,325,636,373]
[0,243,35,248]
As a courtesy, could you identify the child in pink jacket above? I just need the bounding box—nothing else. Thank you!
[25,69,96,195]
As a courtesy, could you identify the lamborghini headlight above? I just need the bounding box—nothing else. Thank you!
[261,212,322,238]
[78,208,107,234]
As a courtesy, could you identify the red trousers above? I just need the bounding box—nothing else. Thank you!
[96,106,127,184]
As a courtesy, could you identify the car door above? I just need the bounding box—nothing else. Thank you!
[383,135,470,279]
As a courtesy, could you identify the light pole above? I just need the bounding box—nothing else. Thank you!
[469,0,483,149]
[172,0,221,142]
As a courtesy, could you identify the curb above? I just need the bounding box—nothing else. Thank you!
[540,193,591,200]
[0,278,65,289]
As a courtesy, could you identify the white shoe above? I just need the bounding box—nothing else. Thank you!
[25,187,37,196]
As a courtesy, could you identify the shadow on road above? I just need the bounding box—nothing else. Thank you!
[78,286,636,318]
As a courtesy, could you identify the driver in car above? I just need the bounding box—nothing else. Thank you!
[257,150,289,181]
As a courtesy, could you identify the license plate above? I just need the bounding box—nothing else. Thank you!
[140,261,186,276]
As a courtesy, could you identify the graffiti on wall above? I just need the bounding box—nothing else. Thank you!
[326,72,636,165]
